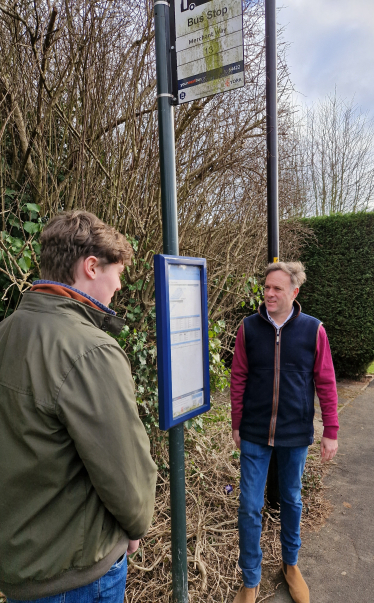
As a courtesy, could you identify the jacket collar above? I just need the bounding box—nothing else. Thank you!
[258,299,301,324]
[32,280,116,315]
[20,291,125,336]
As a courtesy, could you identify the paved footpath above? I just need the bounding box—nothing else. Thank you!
[271,380,374,603]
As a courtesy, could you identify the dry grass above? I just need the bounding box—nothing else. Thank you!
[125,392,332,602]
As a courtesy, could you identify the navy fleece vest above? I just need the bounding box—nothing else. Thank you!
[239,302,321,447]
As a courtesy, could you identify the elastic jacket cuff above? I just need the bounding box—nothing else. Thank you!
[322,426,339,440]
[231,418,241,430]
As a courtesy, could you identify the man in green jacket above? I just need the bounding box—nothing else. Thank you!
[0,211,157,602]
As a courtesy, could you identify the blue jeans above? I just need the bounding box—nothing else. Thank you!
[238,439,308,588]
[7,555,127,603]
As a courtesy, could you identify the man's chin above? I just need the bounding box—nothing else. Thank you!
[266,303,277,311]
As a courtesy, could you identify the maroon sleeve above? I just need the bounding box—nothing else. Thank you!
[314,325,339,439]
[230,322,248,430]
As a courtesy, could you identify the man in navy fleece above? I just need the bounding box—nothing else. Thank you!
[231,262,339,603]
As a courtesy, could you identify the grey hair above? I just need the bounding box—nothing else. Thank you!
[265,261,306,289]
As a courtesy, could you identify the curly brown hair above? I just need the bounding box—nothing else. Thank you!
[40,211,133,285]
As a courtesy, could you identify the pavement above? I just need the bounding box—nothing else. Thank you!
[270,378,374,603]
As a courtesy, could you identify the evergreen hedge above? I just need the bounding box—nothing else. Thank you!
[298,212,374,378]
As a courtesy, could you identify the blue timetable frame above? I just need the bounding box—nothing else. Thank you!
[154,255,210,431]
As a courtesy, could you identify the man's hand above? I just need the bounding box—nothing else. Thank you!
[127,539,140,556]
[320,436,338,463]
[232,429,241,450]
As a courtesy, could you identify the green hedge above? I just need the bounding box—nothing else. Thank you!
[298,212,374,378]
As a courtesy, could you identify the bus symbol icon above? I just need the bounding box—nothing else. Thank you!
[180,92,186,100]
[181,0,210,12]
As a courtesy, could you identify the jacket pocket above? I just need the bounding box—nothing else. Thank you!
[302,373,315,423]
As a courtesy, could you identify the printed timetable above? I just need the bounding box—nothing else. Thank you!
[154,254,210,430]
[168,264,204,418]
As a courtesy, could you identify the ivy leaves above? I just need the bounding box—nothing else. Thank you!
[115,303,159,434]
[0,203,42,277]
[208,319,230,392]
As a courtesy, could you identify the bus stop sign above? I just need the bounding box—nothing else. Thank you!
[170,0,245,104]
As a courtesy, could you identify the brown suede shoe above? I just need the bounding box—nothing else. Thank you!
[282,562,310,603]
[233,583,260,603]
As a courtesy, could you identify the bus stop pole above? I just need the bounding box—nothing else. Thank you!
[266,0,279,263]
[265,0,280,509]
[154,2,189,601]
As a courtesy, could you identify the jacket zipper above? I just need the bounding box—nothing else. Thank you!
[257,303,300,447]
[268,328,280,446]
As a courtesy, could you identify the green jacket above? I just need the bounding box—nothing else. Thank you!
[0,292,157,600]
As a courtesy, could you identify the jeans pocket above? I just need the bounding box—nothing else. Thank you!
[107,554,126,573]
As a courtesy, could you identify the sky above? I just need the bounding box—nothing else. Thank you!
[276,0,374,118]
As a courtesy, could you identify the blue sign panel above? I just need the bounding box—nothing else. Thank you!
[154,255,210,430]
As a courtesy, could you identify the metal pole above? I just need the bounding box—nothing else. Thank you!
[154,2,188,601]
[168,425,188,602]
[265,0,279,263]
[265,0,280,509]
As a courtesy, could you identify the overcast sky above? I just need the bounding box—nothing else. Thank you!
[277,0,374,118]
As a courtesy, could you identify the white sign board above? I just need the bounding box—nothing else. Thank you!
[168,264,204,418]
[171,0,245,104]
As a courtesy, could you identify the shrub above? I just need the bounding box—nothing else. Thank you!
[0,205,229,429]
[298,212,374,378]
[208,320,230,392]
[0,195,44,320]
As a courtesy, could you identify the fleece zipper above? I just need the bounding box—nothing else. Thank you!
[268,327,281,446]
[257,304,300,446]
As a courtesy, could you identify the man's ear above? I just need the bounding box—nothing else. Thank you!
[293,287,299,300]
[82,256,100,281]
